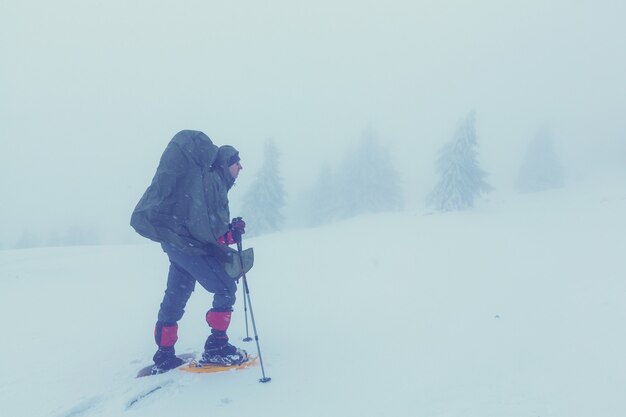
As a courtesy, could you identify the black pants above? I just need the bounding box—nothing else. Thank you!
[157,243,238,324]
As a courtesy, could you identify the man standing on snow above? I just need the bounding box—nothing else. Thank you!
[130,130,251,374]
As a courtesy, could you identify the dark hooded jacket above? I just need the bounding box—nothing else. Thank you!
[130,130,240,262]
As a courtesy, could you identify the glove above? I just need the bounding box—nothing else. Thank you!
[230,217,246,243]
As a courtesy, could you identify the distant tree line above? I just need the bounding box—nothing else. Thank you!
[238,112,566,238]
[10,223,100,250]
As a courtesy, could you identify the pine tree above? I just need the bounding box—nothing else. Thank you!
[428,112,492,211]
[241,139,286,237]
[334,129,403,219]
[15,228,42,249]
[515,127,564,193]
[305,162,337,227]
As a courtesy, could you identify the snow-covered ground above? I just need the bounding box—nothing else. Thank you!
[1,185,625,417]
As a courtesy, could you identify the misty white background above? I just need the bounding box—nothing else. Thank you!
[1,0,625,248]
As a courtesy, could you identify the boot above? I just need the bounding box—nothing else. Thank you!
[151,321,184,374]
[151,346,185,374]
[200,331,248,366]
[200,310,247,366]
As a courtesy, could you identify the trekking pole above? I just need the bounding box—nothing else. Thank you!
[242,286,252,342]
[237,240,271,383]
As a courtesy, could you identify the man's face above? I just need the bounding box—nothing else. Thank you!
[229,161,243,179]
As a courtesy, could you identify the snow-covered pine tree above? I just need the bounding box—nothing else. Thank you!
[304,162,337,227]
[241,139,286,237]
[15,228,42,249]
[428,112,492,211]
[515,127,564,193]
[335,129,403,219]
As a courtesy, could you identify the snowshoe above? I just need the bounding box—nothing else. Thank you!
[136,352,196,378]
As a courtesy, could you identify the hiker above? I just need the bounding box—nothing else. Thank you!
[130,130,250,374]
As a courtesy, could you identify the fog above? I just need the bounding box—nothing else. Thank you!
[1,0,625,249]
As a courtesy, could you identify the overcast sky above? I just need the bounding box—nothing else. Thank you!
[1,0,625,247]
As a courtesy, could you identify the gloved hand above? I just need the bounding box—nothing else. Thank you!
[230,217,246,243]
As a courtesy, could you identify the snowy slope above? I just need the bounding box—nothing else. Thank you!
[1,188,625,417]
